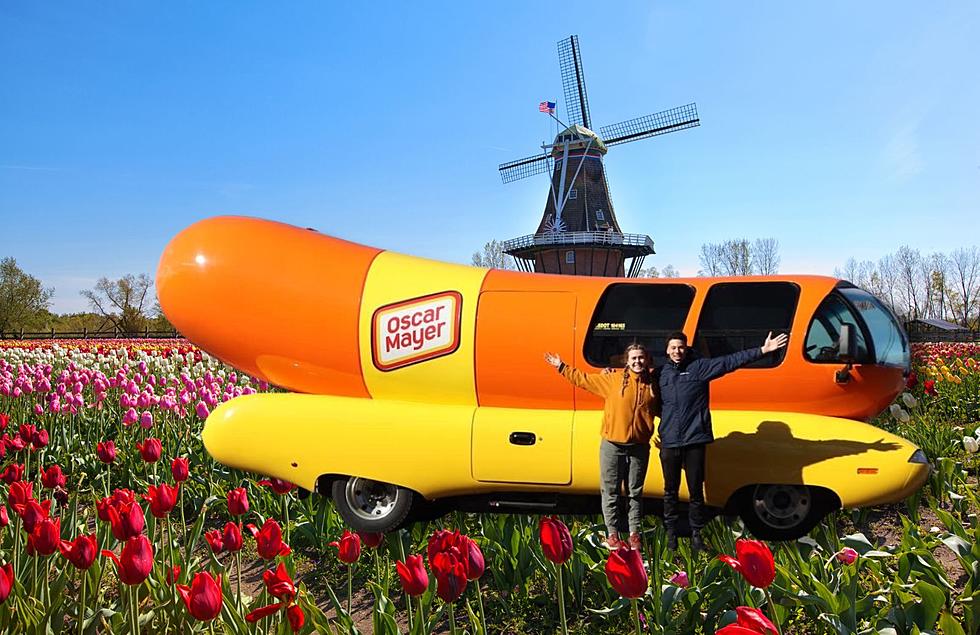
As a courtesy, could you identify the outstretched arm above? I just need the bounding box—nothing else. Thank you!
[694,331,789,381]
[544,352,609,396]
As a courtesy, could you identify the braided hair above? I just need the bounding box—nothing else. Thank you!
[621,343,652,394]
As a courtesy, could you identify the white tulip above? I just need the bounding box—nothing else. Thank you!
[975,426,980,440]
[889,403,902,418]
[964,436,979,454]
[901,392,917,409]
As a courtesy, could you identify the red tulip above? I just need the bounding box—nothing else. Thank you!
[461,536,485,580]
[222,521,243,552]
[144,483,179,518]
[432,551,467,602]
[8,480,33,508]
[263,562,298,600]
[1,463,25,484]
[718,539,776,589]
[60,533,98,570]
[246,519,292,559]
[733,606,778,634]
[15,498,52,534]
[924,379,937,396]
[19,424,36,444]
[204,529,224,554]
[0,506,8,528]
[31,428,49,450]
[357,531,384,549]
[0,563,13,604]
[905,371,917,389]
[171,457,190,482]
[227,487,249,516]
[106,500,146,541]
[0,413,8,430]
[29,517,61,556]
[396,554,429,596]
[102,534,154,585]
[717,626,768,635]
[96,440,116,464]
[329,530,361,564]
[605,547,648,599]
[135,438,162,463]
[39,464,66,490]
[286,604,305,632]
[258,477,296,495]
[167,565,181,584]
[245,564,305,632]
[54,487,69,506]
[539,516,573,564]
[176,571,224,622]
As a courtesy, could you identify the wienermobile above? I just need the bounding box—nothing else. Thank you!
[157,216,929,540]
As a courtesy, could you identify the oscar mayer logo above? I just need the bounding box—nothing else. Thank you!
[372,291,462,371]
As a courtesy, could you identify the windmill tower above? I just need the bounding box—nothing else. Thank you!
[499,35,700,277]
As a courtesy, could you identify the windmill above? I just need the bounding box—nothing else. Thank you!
[499,35,700,277]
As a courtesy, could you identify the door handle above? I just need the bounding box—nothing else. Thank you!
[509,432,536,446]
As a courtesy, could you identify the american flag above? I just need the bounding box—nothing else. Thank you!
[539,101,556,114]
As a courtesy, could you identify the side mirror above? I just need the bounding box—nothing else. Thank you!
[835,323,857,384]
[838,323,857,362]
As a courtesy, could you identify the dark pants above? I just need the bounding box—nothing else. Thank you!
[599,440,651,535]
[660,443,706,532]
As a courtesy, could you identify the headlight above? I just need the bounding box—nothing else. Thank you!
[908,449,929,464]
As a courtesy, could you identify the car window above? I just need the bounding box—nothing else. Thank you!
[584,283,695,367]
[804,291,871,363]
[693,282,799,368]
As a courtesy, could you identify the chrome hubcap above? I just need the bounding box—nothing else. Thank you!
[752,484,811,530]
[345,477,398,521]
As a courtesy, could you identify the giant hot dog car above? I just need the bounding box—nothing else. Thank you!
[156,216,929,539]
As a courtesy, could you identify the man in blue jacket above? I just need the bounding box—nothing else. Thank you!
[658,330,788,552]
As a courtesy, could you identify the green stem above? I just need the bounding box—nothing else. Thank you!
[397,531,413,631]
[347,565,353,616]
[556,564,568,635]
[475,579,487,635]
[78,569,87,635]
[766,589,781,634]
[449,601,457,635]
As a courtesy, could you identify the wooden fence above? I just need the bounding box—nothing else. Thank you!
[0,328,182,340]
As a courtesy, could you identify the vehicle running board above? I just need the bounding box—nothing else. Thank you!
[489,500,558,510]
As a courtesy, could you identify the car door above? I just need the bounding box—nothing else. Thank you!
[472,291,575,485]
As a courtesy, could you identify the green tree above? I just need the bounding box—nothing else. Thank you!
[0,257,54,332]
[80,274,153,334]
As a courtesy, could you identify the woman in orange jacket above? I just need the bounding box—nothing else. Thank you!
[544,343,660,551]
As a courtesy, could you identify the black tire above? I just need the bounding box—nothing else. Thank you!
[331,476,414,533]
[736,484,836,541]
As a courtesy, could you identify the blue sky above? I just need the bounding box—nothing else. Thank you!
[1,2,978,314]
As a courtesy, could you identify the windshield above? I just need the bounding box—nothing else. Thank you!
[805,292,871,363]
[838,287,910,369]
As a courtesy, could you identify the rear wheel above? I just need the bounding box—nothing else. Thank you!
[331,476,414,533]
[737,484,835,541]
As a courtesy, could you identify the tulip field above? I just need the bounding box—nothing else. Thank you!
[0,339,979,634]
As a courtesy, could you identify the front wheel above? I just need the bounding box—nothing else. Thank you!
[737,484,835,541]
[331,476,414,533]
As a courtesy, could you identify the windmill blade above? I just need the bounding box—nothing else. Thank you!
[558,35,592,129]
[600,103,700,146]
[498,153,552,184]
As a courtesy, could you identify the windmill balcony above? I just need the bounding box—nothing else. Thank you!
[502,231,655,256]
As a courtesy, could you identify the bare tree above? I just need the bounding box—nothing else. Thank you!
[661,264,679,278]
[0,257,54,332]
[894,246,924,320]
[638,265,660,278]
[835,258,861,284]
[471,240,516,270]
[698,243,725,276]
[751,238,780,275]
[877,254,900,316]
[80,274,153,333]
[720,239,752,276]
[949,246,980,327]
